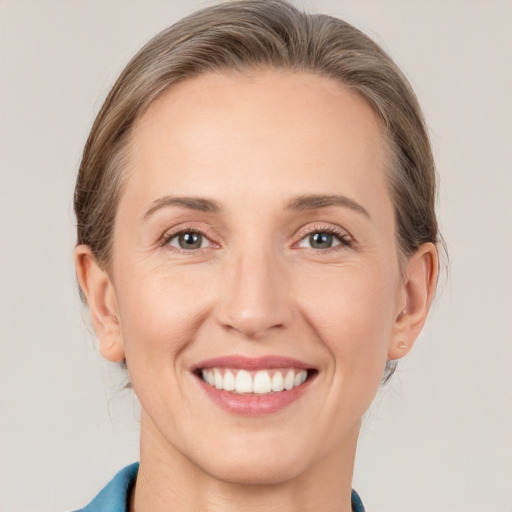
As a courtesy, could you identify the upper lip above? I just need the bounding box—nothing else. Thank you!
[193,355,314,371]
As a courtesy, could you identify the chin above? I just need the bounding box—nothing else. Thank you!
[206,456,307,486]
[190,433,317,486]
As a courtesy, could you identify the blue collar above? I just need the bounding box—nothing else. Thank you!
[75,462,365,512]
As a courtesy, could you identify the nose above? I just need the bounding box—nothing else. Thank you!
[215,245,293,340]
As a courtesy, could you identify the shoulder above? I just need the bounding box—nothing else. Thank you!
[351,489,366,512]
[72,462,139,512]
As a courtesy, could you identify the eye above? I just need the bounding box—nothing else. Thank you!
[300,232,340,249]
[166,230,211,250]
[297,228,352,250]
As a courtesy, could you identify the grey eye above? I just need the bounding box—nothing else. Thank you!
[169,232,206,250]
[299,232,342,249]
[309,232,333,249]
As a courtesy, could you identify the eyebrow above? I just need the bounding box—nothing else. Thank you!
[142,193,370,221]
[143,195,221,221]
[286,194,370,218]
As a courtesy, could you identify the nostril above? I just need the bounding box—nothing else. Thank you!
[220,319,285,340]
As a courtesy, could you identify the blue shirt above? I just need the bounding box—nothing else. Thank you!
[74,462,365,512]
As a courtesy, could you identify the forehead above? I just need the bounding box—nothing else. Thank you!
[123,70,391,216]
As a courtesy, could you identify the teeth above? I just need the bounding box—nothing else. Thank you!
[214,369,223,389]
[235,370,253,393]
[271,371,284,392]
[284,370,295,390]
[294,370,307,387]
[200,368,309,394]
[223,369,235,391]
[253,370,272,394]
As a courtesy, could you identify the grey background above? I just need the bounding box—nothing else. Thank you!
[1,1,511,511]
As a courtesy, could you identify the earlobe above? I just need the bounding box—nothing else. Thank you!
[388,242,438,360]
[74,245,125,362]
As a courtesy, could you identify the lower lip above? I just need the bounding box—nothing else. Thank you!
[197,374,316,415]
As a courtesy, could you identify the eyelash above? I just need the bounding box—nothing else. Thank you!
[159,225,217,254]
[159,224,353,254]
[294,224,353,253]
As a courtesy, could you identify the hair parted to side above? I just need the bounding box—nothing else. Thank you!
[74,0,441,383]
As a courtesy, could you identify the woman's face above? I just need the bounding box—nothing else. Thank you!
[96,70,415,483]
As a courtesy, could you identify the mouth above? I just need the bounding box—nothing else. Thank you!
[196,367,315,394]
[192,356,318,414]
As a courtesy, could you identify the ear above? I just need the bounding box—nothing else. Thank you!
[74,245,125,362]
[388,242,438,360]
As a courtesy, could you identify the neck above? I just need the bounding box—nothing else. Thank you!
[131,413,359,512]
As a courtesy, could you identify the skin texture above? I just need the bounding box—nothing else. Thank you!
[75,70,438,512]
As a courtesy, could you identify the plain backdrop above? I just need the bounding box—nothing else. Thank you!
[1,1,511,511]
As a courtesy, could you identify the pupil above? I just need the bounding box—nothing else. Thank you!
[179,232,202,249]
[310,232,332,249]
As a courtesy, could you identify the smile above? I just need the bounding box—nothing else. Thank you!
[200,368,308,394]
[193,356,317,414]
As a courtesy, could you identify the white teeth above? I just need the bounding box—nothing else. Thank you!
[214,369,223,389]
[294,370,307,387]
[253,370,272,394]
[271,371,284,392]
[200,368,310,394]
[235,370,253,393]
[223,369,235,391]
[284,370,295,390]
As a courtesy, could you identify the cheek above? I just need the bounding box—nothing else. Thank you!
[112,265,216,430]
[299,262,397,374]
[114,264,213,363]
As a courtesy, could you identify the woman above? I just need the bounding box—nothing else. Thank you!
[73,1,439,510]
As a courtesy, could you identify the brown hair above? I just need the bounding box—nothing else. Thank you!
[74,0,441,382]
